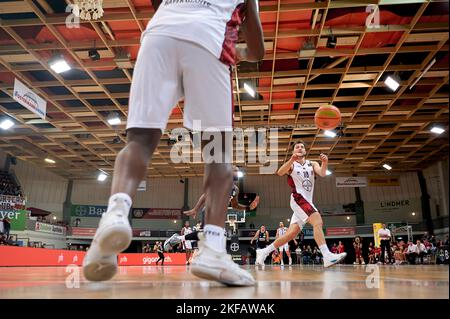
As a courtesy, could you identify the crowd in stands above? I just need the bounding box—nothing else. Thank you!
[352,233,449,265]
[0,171,23,197]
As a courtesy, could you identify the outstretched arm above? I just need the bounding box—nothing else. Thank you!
[250,230,260,244]
[238,0,265,62]
[183,193,206,218]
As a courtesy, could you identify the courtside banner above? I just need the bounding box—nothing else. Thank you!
[13,78,47,119]
[118,253,186,266]
[71,227,96,236]
[368,176,400,187]
[326,227,356,236]
[0,246,85,266]
[336,176,367,187]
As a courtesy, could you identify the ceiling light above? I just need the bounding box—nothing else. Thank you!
[411,212,416,216]
[326,35,337,49]
[88,49,100,61]
[107,112,121,125]
[45,158,56,164]
[237,171,244,178]
[49,55,71,73]
[430,126,445,135]
[383,164,392,170]
[0,119,14,130]
[384,75,400,92]
[324,130,337,138]
[244,83,256,98]
[346,216,350,220]
[97,172,108,182]
[326,169,332,176]
[53,216,57,220]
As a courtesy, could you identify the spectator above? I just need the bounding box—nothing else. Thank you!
[393,245,406,265]
[416,239,427,264]
[337,241,345,254]
[368,242,375,264]
[142,243,151,253]
[2,217,11,241]
[444,236,449,247]
[331,243,338,254]
[353,236,364,265]
[405,240,418,264]
[302,245,312,264]
[272,250,281,265]
[295,245,302,264]
[377,223,392,264]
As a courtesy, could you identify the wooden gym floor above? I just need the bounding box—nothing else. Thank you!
[0,265,447,299]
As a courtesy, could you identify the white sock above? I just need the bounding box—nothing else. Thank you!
[108,193,132,214]
[203,224,226,253]
[264,243,276,255]
[319,244,332,258]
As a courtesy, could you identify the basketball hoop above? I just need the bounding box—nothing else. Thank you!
[226,214,237,235]
[75,0,104,20]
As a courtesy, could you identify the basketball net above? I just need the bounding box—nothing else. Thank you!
[75,0,104,20]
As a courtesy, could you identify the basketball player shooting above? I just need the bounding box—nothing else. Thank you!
[82,0,264,286]
[255,140,347,267]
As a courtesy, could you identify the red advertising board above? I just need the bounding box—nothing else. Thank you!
[71,227,96,236]
[0,247,188,266]
[118,253,186,266]
[0,246,86,266]
[326,227,356,236]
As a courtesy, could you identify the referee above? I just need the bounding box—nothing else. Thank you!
[377,224,392,264]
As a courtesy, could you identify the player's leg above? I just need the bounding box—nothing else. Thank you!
[285,246,293,265]
[256,223,301,265]
[180,40,254,286]
[83,35,182,281]
[307,212,346,267]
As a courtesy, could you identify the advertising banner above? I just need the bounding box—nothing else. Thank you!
[326,227,356,236]
[13,78,47,119]
[336,176,367,187]
[71,227,96,237]
[0,195,26,210]
[368,176,400,187]
[117,253,186,266]
[0,246,85,266]
[364,198,420,215]
[5,209,28,231]
[35,222,66,235]
[70,204,107,217]
[131,208,181,219]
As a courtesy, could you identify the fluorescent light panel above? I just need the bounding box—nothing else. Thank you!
[243,83,256,98]
[383,164,392,170]
[384,75,400,92]
[430,127,445,134]
[0,119,14,130]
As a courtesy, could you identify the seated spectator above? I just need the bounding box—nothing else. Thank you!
[272,250,281,265]
[416,240,427,264]
[394,246,406,265]
[405,241,418,264]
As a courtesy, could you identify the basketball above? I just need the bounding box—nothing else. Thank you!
[314,105,341,130]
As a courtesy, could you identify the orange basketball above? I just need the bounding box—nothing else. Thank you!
[314,105,341,130]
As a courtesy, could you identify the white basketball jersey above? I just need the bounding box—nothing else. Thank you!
[277,227,287,237]
[288,160,315,203]
[183,227,193,236]
[144,0,246,64]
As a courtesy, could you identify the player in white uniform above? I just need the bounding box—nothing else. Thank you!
[181,222,194,264]
[276,222,296,265]
[83,0,264,286]
[256,140,347,268]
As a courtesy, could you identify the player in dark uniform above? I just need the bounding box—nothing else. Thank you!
[164,166,259,250]
[250,225,270,250]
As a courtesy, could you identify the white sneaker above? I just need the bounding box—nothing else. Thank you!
[353,262,357,265]
[288,259,292,265]
[324,253,347,268]
[255,248,269,266]
[83,202,132,281]
[82,243,118,281]
[164,233,181,251]
[191,236,255,286]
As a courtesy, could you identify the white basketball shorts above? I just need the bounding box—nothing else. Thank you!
[127,35,233,132]
[289,193,319,227]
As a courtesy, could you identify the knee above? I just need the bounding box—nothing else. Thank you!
[127,128,160,151]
